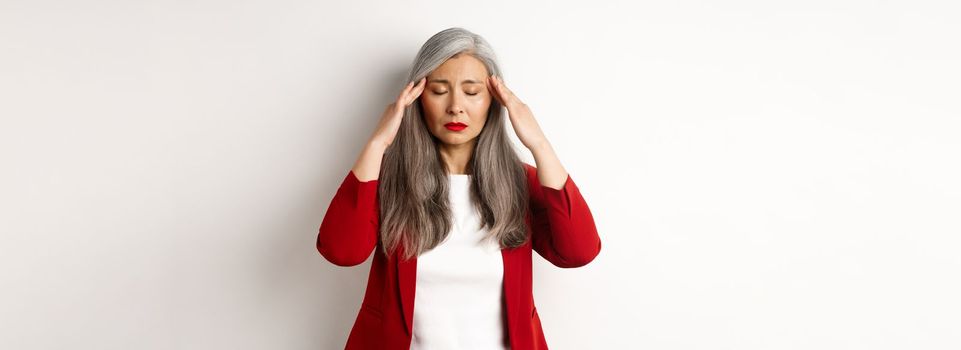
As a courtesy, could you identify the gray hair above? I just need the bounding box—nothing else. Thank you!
[378,27,530,261]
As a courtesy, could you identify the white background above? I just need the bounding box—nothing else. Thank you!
[2,0,959,349]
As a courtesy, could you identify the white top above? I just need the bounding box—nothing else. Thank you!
[409,174,510,350]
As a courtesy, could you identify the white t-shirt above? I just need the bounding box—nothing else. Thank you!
[409,174,510,349]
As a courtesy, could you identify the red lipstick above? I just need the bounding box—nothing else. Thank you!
[444,122,467,131]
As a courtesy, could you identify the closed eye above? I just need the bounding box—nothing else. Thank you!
[432,91,480,96]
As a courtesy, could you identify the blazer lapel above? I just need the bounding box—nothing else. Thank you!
[501,244,520,348]
[397,242,417,336]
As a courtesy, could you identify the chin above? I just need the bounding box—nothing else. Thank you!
[438,136,475,146]
[442,139,466,146]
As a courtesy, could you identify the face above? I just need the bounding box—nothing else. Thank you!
[419,53,492,147]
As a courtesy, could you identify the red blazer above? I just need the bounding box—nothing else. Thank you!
[317,162,601,350]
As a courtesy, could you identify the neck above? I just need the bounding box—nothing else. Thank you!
[438,139,476,175]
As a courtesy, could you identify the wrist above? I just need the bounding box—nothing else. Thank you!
[367,138,390,152]
[527,139,552,153]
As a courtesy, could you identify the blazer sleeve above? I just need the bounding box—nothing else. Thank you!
[316,170,379,267]
[526,163,602,268]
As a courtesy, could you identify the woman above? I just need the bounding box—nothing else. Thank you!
[317,27,601,350]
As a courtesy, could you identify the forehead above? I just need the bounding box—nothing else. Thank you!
[428,54,489,84]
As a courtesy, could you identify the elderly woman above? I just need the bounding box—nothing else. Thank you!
[317,27,601,350]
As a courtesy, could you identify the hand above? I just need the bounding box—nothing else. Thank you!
[487,75,548,150]
[371,77,426,147]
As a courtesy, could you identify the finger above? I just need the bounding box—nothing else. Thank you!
[410,77,426,102]
[403,77,426,106]
[413,77,426,95]
[497,76,520,105]
[398,78,419,101]
[486,75,497,101]
[496,76,514,99]
[396,80,415,102]
[488,75,505,105]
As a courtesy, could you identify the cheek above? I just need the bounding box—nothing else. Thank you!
[420,98,444,124]
[469,102,491,123]
[467,95,491,115]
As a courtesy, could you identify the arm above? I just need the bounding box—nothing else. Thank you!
[526,162,602,268]
[317,78,424,266]
[486,75,601,267]
[316,141,386,267]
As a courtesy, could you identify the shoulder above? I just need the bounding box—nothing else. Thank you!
[521,162,537,182]
[521,161,542,197]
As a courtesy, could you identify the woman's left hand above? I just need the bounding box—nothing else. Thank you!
[487,75,548,150]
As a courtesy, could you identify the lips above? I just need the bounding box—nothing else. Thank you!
[444,122,467,131]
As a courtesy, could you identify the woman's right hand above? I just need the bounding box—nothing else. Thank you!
[370,77,426,148]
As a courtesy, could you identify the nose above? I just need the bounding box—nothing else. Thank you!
[447,104,464,115]
[446,94,465,116]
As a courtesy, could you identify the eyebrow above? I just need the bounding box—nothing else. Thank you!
[428,78,484,85]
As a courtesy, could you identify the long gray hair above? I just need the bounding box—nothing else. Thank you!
[378,27,529,261]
